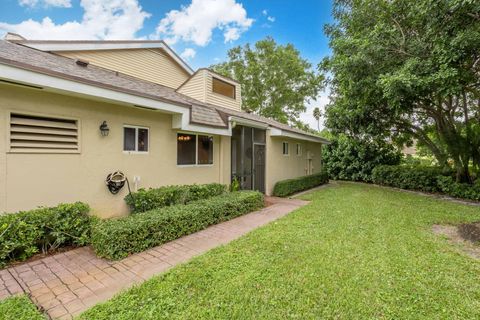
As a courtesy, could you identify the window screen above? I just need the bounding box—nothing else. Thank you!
[177,133,196,165]
[198,135,213,165]
[123,127,136,151]
[124,126,149,152]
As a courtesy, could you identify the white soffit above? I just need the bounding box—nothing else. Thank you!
[269,128,330,144]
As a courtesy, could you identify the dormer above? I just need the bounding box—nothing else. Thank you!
[177,69,242,111]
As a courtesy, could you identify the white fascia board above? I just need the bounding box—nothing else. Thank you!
[22,42,165,51]
[229,116,269,129]
[22,42,194,75]
[0,63,227,136]
[269,127,330,144]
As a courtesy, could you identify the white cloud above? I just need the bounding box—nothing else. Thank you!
[223,27,240,42]
[180,48,196,60]
[19,0,72,8]
[300,92,330,131]
[1,0,150,40]
[261,9,275,24]
[153,0,253,46]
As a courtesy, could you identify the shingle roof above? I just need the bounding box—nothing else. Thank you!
[0,40,328,142]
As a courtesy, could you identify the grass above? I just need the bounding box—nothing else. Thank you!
[0,295,45,320]
[79,183,480,319]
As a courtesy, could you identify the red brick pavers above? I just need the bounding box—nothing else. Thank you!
[1,197,308,319]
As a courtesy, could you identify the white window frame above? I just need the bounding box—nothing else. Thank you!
[282,141,289,156]
[296,143,302,156]
[177,132,214,167]
[123,125,149,154]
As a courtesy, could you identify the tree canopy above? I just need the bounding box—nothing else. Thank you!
[322,0,480,182]
[211,37,323,126]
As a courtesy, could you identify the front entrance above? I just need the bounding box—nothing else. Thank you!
[231,125,266,193]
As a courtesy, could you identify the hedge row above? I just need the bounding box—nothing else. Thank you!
[92,191,264,260]
[272,171,329,197]
[371,165,448,192]
[372,165,480,201]
[125,183,227,213]
[0,202,91,267]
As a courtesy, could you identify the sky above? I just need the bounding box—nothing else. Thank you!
[0,0,334,130]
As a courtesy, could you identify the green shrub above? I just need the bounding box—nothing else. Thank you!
[323,134,401,182]
[436,176,480,201]
[92,191,264,260]
[272,171,329,197]
[125,183,227,213]
[371,165,450,192]
[0,202,91,267]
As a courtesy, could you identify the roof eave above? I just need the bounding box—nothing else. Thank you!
[269,127,331,144]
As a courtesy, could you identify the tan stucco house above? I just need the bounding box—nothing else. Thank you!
[0,33,329,218]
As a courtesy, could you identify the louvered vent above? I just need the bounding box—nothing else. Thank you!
[10,113,79,153]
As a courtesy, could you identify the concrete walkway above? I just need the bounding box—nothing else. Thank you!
[0,197,308,319]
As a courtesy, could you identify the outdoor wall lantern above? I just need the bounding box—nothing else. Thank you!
[99,121,110,136]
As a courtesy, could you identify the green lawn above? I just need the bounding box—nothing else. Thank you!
[0,295,45,320]
[80,183,480,319]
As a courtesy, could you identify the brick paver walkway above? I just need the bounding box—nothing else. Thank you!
[0,197,308,319]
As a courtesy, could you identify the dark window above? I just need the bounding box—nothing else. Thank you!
[177,133,196,165]
[212,77,236,99]
[296,143,302,156]
[123,127,136,151]
[198,135,213,165]
[124,126,149,152]
[138,128,149,152]
[282,142,289,155]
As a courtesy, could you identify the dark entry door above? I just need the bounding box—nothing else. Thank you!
[253,144,266,193]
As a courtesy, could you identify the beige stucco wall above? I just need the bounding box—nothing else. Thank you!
[265,131,322,195]
[57,49,190,89]
[0,84,230,217]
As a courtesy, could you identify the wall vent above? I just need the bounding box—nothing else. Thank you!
[10,113,79,153]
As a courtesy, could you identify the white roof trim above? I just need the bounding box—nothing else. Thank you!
[16,41,194,75]
[229,116,269,129]
[0,63,230,136]
[269,127,330,144]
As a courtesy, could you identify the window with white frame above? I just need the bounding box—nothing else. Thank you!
[296,143,302,156]
[177,133,213,165]
[123,125,149,152]
[282,142,289,155]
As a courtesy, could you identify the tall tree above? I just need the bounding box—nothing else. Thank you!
[322,0,480,182]
[313,107,321,131]
[212,37,323,125]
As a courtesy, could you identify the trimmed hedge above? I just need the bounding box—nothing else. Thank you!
[92,191,264,260]
[0,202,91,267]
[436,176,480,201]
[125,183,227,213]
[372,165,480,201]
[371,165,448,192]
[272,171,329,197]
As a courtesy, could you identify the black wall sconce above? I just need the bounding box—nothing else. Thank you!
[99,121,110,136]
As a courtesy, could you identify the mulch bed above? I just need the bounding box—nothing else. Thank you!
[4,245,79,269]
[458,222,480,243]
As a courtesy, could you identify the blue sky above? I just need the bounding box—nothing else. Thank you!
[0,0,334,128]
